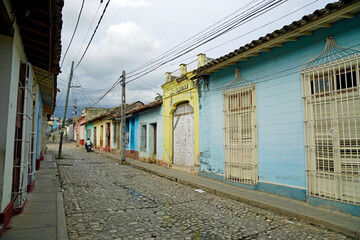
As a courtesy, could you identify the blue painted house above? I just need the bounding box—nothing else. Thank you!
[126,114,140,159]
[133,100,163,163]
[195,0,360,216]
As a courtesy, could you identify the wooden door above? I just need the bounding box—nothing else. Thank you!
[173,102,194,166]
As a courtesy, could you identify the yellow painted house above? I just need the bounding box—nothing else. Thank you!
[162,54,213,171]
[90,115,112,152]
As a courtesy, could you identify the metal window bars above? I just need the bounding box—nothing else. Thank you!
[223,69,257,184]
[13,63,34,209]
[302,37,360,204]
[30,85,39,184]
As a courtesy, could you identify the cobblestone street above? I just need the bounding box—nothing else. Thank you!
[50,143,350,240]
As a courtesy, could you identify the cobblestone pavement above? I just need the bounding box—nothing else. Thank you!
[51,143,351,240]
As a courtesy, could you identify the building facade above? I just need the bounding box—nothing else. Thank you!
[0,0,63,236]
[77,115,85,146]
[162,54,212,171]
[131,100,163,163]
[196,0,360,216]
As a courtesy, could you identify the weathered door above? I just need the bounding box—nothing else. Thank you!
[173,103,194,166]
[94,127,97,148]
[153,123,157,155]
[106,123,110,146]
[86,128,91,141]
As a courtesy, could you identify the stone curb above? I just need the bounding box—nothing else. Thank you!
[126,160,360,237]
[49,150,69,240]
[89,147,360,238]
[57,192,68,240]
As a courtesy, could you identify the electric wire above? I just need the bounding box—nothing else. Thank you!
[60,0,334,109]
[89,0,287,105]
[73,75,94,107]
[74,1,103,63]
[55,42,360,117]
[151,0,320,73]
[126,0,287,83]
[60,0,85,68]
[126,0,285,80]
[127,0,262,75]
[74,0,111,70]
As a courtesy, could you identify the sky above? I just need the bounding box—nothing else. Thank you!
[54,0,338,118]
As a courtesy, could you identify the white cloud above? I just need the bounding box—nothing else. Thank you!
[77,21,161,79]
[112,0,151,7]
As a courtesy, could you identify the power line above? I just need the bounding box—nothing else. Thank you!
[125,0,287,84]
[150,0,320,74]
[126,0,286,81]
[60,0,85,68]
[56,42,360,119]
[88,0,287,105]
[126,0,262,76]
[74,1,103,63]
[74,0,111,70]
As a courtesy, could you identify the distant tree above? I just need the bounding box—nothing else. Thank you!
[155,93,163,100]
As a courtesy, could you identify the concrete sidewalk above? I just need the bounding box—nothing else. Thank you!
[91,148,360,238]
[2,150,68,240]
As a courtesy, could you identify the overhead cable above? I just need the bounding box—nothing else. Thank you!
[74,0,111,70]
[60,0,86,68]
[126,0,287,83]
[74,1,103,63]
[88,0,287,105]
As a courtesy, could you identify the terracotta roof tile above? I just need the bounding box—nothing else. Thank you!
[195,0,359,75]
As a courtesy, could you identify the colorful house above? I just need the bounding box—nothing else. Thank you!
[83,102,143,153]
[93,116,112,151]
[106,101,144,156]
[161,54,213,171]
[126,111,140,159]
[75,115,85,145]
[195,0,360,216]
[0,0,63,236]
[81,107,114,148]
[128,100,163,163]
[84,122,94,145]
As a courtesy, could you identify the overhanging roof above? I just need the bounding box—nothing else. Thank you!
[12,0,64,115]
[195,0,360,76]
[0,0,14,36]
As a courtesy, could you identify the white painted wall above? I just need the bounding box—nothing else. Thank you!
[0,0,27,211]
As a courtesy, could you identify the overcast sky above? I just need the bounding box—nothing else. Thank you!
[54,0,337,118]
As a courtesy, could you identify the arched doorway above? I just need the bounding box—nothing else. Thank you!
[173,102,194,166]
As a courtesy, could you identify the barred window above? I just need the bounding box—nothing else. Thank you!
[303,52,360,204]
[140,124,147,151]
[223,84,257,184]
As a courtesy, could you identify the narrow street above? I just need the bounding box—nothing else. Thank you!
[49,142,349,240]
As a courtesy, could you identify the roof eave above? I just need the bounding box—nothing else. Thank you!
[196,0,360,76]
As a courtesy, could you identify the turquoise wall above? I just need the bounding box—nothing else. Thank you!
[127,115,139,151]
[199,13,360,191]
[138,106,163,160]
[85,122,94,145]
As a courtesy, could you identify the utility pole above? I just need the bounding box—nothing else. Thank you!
[120,70,126,164]
[58,61,74,158]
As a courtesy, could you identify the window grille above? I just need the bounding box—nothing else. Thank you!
[140,124,147,151]
[223,84,257,184]
[302,37,360,204]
